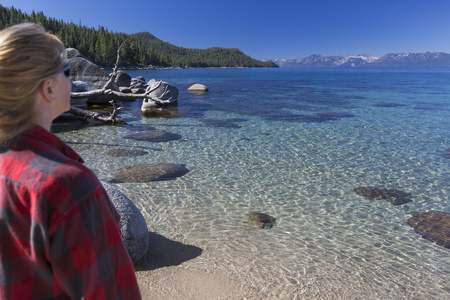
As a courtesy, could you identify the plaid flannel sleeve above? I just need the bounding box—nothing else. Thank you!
[48,183,141,299]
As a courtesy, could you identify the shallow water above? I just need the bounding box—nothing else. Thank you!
[57,68,450,299]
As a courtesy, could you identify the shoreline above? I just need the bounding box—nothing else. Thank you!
[134,231,263,299]
[136,266,262,299]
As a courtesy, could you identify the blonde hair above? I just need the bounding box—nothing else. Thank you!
[0,23,67,144]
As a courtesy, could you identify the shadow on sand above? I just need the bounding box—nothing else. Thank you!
[136,232,202,271]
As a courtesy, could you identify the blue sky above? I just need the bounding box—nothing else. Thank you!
[2,0,450,59]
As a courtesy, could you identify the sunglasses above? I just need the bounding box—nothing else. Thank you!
[52,63,70,77]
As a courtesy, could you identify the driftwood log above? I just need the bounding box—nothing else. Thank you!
[68,44,174,124]
[69,100,125,124]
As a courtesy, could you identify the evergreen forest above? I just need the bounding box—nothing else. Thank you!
[0,5,277,68]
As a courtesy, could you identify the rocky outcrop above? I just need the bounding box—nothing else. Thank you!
[67,50,180,111]
[101,182,149,266]
[67,48,115,90]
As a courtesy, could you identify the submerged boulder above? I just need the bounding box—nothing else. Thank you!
[442,148,450,158]
[407,211,450,249]
[244,212,277,229]
[198,119,242,128]
[123,131,182,142]
[106,148,148,157]
[102,182,149,266]
[354,186,412,205]
[111,163,189,183]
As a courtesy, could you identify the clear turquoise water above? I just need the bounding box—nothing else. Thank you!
[58,68,450,299]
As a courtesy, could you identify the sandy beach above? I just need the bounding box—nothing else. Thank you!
[136,267,262,299]
[135,232,263,300]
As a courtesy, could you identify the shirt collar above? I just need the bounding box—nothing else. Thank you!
[24,124,84,163]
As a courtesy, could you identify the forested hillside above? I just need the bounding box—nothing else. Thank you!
[0,5,277,68]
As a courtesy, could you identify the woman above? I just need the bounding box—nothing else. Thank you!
[0,23,141,299]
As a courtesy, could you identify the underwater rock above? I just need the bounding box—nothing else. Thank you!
[373,103,406,107]
[106,148,149,157]
[441,148,450,158]
[198,119,242,128]
[124,131,182,142]
[407,211,450,249]
[354,186,412,205]
[244,212,276,229]
[266,112,354,123]
[111,163,189,183]
[126,125,157,131]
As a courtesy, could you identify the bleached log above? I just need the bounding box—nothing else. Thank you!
[69,100,126,124]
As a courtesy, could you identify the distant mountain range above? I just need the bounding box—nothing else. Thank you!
[268,52,450,68]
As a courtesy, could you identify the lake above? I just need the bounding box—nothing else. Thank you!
[56,67,450,299]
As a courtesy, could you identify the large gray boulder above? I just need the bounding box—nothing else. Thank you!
[67,48,111,90]
[115,70,132,87]
[101,181,149,266]
[147,79,179,102]
[141,79,179,114]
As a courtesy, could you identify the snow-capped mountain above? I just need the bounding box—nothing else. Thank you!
[269,52,450,68]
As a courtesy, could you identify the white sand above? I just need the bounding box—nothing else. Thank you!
[134,231,264,299]
[136,266,263,300]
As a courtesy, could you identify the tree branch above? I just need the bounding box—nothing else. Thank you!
[69,102,126,124]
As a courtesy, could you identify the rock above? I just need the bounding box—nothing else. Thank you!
[101,181,149,266]
[119,87,132,94]
[71,81,89,92]
[106,148,148,157]
[188,83,209,92]
[67,48,120,105]
[114,70,132,87]
[198,119,242,128]
[141,80,179,115]
[244,212,276,229]
[124,131,182,142]
[373,103,406,107]
[442,148,450,158]
[407,211,450,249]
[354,186,412,205]
[132,88,146,94]
[265,112,355,123]
[130,77,147,89]
[67,48,112,90]
[111,163,189,183]
[147,80,179,103]
[133,82,146,89]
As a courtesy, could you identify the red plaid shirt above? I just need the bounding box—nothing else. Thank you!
[0,125,141,299]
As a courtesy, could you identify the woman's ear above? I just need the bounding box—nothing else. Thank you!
[38,78,55,103]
